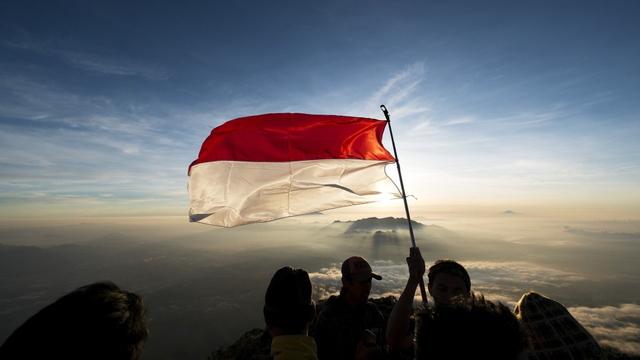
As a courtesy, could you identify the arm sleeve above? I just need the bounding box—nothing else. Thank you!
[312,313,344,360]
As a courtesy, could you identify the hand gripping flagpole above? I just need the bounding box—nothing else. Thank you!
[380,105,428,305]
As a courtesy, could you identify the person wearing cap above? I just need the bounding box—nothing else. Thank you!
[311,256,387,360]
[264,266,318,360]
[386,248,471,352]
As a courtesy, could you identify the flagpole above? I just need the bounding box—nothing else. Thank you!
[380,105,428,305]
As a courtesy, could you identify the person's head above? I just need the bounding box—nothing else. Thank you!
[340,256,382,307]
[427,259,471,306]
[263,266,316,336]
[414,293,527,360]
[0,281,149,360]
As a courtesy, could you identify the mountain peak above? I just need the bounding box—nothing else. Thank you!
[335,216,425,232]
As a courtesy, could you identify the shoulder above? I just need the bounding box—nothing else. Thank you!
[314,296,352,333]
[364,300,380,309]
[271,334,317,349]
[270,335,318,360]
[325,295,341,307]
[364,301,385,322]
[364,301,383,314]
[317,296,342,318]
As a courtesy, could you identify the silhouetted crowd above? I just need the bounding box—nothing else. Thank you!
[0,248,605,360]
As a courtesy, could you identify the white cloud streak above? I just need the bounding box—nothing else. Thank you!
[2,36,168,80]
[569,304,640,355]
[356,62,430,122]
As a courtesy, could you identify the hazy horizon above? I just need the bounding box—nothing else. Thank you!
[1,212,638,358]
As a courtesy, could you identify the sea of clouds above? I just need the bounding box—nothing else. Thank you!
[309,260,640,355]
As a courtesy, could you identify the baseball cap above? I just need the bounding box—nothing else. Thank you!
[342,256,382,282]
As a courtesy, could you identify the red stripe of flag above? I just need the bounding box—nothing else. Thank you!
[189,113,394,174]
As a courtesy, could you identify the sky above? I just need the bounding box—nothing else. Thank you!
[1,0,639,221]
[2,3,640,357]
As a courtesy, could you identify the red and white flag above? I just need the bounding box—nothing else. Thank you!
[188,113,402,227]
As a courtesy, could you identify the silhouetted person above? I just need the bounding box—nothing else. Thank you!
[386,248,471,352]
[514,292,603,359]
[264,266,318,360]
[414,293,527,359]
[0,281,149,360]
[427,258,471,306]
[312,256,387,360]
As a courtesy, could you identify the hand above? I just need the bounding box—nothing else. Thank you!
[355,340,381,360]
[406,247,425,282]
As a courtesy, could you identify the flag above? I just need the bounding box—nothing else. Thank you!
[188,113,402,227]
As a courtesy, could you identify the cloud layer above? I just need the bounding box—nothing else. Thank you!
[570,304,640,355]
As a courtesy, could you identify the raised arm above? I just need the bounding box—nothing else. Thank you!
[386,247,425,350]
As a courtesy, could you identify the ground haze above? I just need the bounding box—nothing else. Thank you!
[1,213,638,359]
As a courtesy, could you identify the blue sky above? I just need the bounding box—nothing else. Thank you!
[1,1,639,219]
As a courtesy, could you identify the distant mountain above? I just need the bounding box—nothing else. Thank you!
[371,230,400,242]
[562,226,640,240]
[327,217,460,251]
[0,243,71,276]
[0,239,143,279]
[334,217,425,233]
[84,232,132,245]
[501,210,520,215]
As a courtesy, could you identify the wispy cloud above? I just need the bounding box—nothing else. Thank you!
[361,62,430,121]
[0,75,168,136]
[2,35,169,80]
[443,116,475,126]
[58,50,169,80]
[370,63,425,104]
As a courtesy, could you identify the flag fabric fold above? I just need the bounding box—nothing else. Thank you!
[188,113,401,227]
